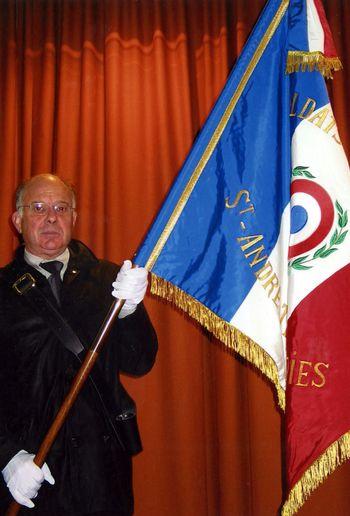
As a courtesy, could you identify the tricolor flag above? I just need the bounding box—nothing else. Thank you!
[135,0,350,513]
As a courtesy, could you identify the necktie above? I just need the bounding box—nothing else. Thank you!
[40,260,63,303]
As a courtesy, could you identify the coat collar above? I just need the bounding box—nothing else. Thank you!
[1,239,99,287]
[64,240,98,285]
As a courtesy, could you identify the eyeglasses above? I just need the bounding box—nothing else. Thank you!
[18,201,75,216]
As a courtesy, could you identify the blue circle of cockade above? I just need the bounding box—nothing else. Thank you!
[290,205,308,234]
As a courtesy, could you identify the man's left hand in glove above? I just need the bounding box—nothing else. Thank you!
[112,260,148,318]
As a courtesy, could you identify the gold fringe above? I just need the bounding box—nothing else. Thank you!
[150,273,285,410]
[282,431,350,515]
[286,51,342,79]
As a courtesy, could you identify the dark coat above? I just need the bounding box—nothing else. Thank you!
[0,240,158,515]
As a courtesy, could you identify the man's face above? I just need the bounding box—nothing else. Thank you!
[12,176,77,259]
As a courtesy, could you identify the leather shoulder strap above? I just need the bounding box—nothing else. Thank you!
[13,272,84,355]
[11,272,127,451]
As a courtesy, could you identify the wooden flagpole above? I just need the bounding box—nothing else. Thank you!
[6,298,125,516]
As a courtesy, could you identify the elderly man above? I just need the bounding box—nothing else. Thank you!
[0,174,158,515]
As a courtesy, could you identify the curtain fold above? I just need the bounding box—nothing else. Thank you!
[0,1,349,514]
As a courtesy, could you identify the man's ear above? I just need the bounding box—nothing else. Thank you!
[72,211,77,227]
[12,211,22,234]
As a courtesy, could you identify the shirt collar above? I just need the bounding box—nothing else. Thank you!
[24,248,70,279]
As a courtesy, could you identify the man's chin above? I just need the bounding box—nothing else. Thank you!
[38,238,68,257]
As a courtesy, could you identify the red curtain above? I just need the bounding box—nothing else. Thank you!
[0,1,349,514]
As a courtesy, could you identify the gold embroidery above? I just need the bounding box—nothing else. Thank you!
[145,0,290,270]
[150,273,286,410]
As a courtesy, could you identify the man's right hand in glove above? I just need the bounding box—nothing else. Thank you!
[2,449,55,508]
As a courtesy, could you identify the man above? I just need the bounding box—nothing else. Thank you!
[0,174,158,515]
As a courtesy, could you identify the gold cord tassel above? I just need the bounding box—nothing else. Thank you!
[286,51,342,79]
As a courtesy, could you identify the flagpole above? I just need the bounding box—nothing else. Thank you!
[6,297,125,516]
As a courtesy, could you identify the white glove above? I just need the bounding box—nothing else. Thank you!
[112,260,148,318]
[2,449,55,508]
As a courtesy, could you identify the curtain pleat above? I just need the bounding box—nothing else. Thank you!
[0,1,349,514]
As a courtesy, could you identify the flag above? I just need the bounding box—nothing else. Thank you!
[134,0,350,513]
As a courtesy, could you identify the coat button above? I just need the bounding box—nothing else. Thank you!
[71,436,81,448]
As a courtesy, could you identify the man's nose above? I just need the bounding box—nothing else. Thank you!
[45,206,58,223]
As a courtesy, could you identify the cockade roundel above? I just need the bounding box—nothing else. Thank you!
[289,167,348,270]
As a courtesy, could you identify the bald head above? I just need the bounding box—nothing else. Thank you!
[15,174,76,211]
[12,174,77,259]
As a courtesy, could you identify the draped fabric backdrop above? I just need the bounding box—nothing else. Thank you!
[0,1,349,514]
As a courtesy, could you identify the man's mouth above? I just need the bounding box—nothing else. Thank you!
[40,231,61,236]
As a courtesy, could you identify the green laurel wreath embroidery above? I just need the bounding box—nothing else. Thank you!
[291,165,316,179]
[289,166,348,271]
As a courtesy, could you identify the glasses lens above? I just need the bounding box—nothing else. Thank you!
[28,201,71,215]
[53,202,70,214]
[30,202,48,215]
